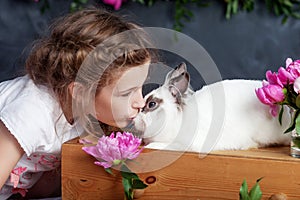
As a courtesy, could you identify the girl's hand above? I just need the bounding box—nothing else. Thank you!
[0,120,24,189]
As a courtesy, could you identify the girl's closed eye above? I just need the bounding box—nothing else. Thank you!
[117,87,140,97]
[120,91,132,97]
[117,88,134,97]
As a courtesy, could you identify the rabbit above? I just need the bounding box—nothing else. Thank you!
[133,63,292,153]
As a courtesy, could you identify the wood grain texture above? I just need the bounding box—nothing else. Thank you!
[62,138,300,200]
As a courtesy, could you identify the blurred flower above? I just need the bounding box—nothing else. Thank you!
[102,0,126,10]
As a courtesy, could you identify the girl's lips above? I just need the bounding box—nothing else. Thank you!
[128,113,138,120]
[127,116,135,124]
[129,117,136,120]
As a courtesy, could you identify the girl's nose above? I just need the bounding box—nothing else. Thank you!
[132,88,146,109]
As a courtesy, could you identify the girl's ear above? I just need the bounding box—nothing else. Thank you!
[68,82,75,99]
[68,82,85,101]
[68,82,90,116]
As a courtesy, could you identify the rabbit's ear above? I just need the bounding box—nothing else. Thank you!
[164,62,190,100]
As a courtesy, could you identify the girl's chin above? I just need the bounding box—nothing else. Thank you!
[111,120,131,129]
[97,118,132,130]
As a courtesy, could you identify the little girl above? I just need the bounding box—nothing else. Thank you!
[0,7,154,199]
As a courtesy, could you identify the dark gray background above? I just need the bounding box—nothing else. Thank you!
[1,0,300,90]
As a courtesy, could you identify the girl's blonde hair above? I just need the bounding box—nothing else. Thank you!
[25,7,155,135]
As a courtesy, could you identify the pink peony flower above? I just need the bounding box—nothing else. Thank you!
[277,67,295,85]
[286,58,300,69]
[81,132,148,200]
[257,57,300,134]
[286,57,293,67]
[102,0,126,10]
[255,83,285,106]
[82,132,143,168]
[265,70,283,87]
[286,58,300,81]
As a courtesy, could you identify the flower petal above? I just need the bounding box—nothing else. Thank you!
[82,132,143,169]
[95,161,112,168]
[82,146,100,159]
[294,77,300,94]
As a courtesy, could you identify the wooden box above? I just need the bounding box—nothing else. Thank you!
[62,138,300,199]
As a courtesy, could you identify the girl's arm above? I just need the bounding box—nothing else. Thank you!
[0,120,24,189]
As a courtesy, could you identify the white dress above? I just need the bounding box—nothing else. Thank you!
[0,75,81,199]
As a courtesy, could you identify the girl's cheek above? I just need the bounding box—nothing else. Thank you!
[112,97,130,112]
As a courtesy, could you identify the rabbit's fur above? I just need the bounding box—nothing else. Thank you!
[133,63,291,153]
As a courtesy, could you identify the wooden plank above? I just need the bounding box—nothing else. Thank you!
[62,138,300,199]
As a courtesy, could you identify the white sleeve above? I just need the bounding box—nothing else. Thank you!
[0,96,52,156]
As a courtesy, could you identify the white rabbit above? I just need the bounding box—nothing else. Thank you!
[133,63,291,153]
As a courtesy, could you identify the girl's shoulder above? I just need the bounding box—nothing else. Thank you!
[0,75,57,110]
[0,75,74,156]
[0,75,47,103]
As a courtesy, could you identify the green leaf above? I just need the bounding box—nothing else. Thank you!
[284,121,295,133]
[292,135,300,147]
[286,109,300,133]
[105,168,114,175]
[295,95,300,108]
[134,0,145,4]
[122,177,131,193]
[281,6,291,16]
[239,179,249,200]
[248,178,263,200]
[282,0,293,8]
[121,164,131,172]
[243,0,254,12]
[186,10,194,18]
[278,105,284,125]
[120,164,147,199]
[79,0,88,4]
[148,0,155,6]
[291,12,300,19]
[121,165,139,180]
[226,2,233,19]
[232,0,239,14]
[240,178,263,200]
[265,0,272,11]
[132,179,148,189]
[121,171,139,180]
[122,177,133,200]
[39,0,50,14]
[274,4,280,16]
[295,112,300,134]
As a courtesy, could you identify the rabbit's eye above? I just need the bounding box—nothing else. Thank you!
[148,101,157,109]
[144,96,162,112]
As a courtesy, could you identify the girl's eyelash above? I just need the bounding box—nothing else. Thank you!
[120,92,131,97]
[119,87,140,97]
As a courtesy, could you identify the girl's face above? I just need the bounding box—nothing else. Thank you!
[94,61,150,128]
